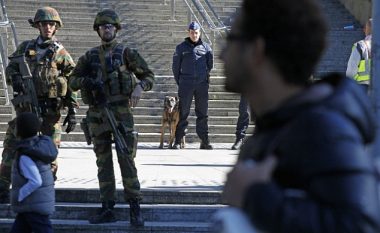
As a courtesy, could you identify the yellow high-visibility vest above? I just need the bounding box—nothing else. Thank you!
[353,40,371,83]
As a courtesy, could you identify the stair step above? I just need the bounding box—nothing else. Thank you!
[0,203,224,222]
[0,219,212,233]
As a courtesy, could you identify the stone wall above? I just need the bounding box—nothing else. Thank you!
[338,0,372,25]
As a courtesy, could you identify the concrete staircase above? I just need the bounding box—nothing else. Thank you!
[0,0,366,144]
[1,0,245,145]
[0,189,223,232]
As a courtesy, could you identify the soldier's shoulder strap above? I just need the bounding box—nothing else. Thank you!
[9,39,35,57]
[87,46,101,66]
[115,43,131,72]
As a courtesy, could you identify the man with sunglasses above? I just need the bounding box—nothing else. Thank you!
[69,9,154,226]
[221,0,380,232]
[0,6,77,203]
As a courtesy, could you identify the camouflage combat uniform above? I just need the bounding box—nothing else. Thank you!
[69,39,154,203]
[0,7,76,197]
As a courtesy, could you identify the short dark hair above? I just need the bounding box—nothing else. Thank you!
[16,112,40,139]
[240,0,327,85]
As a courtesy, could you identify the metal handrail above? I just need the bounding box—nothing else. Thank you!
[0,0,18,105]
[191,0,229,35]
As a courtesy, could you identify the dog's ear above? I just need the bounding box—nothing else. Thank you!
[164,96,170,103]
[175,97,179,101]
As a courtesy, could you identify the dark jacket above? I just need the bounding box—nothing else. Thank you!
[239,74,380,233]
[11,135,57,215]
[172,37,213,85]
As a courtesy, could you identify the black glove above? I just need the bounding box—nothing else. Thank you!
[12,74,24,93]
[82,78,102,91]
[62,108,76,133]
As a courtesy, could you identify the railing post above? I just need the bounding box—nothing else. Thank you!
[211,31,215,69]
[171,0,176,21]
[188,2,192,23]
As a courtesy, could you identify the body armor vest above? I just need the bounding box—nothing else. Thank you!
[81,43,136,105]
[24,39,68,98]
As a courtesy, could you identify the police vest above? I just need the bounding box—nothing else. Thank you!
[81,43,136,105]
[353,40,371,83]
[24,39,68,98]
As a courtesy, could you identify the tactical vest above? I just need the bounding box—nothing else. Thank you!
[353,40,371,84]
[24,39,68,98]
[81,43,136,105]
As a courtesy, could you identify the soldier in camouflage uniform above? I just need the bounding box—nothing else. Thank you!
[0,7,77,203]
[69,9,154,226]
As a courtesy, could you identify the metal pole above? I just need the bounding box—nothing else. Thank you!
[188,4,192,24]
[370,0,380,162]
[171,0,176,21]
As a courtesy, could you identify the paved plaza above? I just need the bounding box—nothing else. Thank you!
[0,142,239,192]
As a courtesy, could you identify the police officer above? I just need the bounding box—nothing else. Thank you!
[0,6,77,203]
[346,18,372,93]
[172,22,214,149]
[69,9,154,226]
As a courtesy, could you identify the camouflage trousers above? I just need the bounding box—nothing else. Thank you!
[87,105,141,202]
[0,111,61,193]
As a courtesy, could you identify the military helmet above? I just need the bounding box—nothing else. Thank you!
[93,9,121,31]
[30,7,63,28]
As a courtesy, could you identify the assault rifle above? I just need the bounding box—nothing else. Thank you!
[94,70,129,154]
[9,54,41,119]
[104,106,129,154]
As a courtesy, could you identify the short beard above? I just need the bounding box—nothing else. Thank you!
[100,31,116,43]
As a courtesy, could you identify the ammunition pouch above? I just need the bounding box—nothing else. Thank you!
[80,89,94,105]
[80,118,92,145]
[52,76,68,97]
[125,129,138,158]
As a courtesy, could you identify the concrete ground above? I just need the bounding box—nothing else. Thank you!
[0,142,239,192]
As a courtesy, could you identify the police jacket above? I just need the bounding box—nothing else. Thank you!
[239,74,380,233]
[11,135,58,215]
[172,37,213,85]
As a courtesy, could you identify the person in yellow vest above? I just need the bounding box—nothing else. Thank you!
[346,18,372,93]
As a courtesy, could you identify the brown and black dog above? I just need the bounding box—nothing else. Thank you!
[159,96,184,149]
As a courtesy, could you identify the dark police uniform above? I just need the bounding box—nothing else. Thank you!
[172,36,213,147]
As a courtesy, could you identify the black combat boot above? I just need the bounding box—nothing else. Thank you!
[89,200,117,224]
[200,139,213,150]
[128,198,144,227]
[172,139,181,149]
[231,138,244,150]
